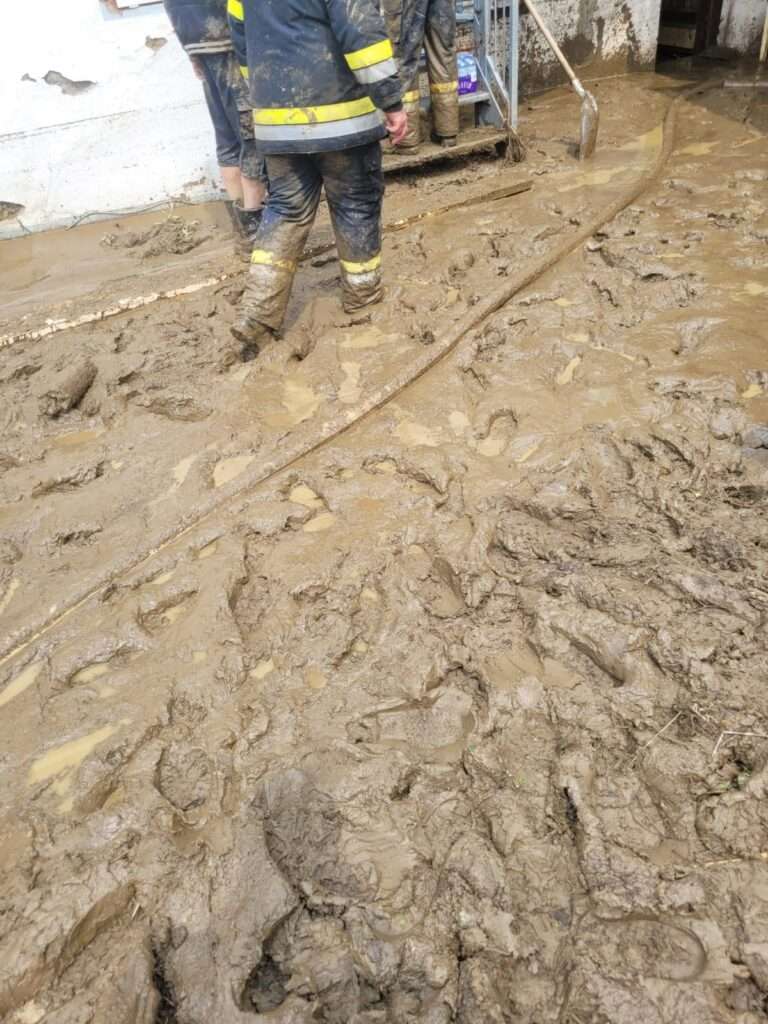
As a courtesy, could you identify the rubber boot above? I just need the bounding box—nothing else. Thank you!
[341,265,384,314]
[230,316,275,360]
[396,88,422,152]
[225,200,263,259]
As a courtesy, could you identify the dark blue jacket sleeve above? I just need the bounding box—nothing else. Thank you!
[323,0,403,110]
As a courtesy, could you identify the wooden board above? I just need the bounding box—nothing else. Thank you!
[383,127,509,174]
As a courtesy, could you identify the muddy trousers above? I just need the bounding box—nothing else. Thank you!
[239,143,385,331]
[383,0,459,148]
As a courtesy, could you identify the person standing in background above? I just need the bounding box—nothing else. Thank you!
[164,0,267,254]
[227,0,406,358]
[381,0,460,151]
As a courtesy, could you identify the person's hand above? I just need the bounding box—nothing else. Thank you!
[384,109,408,146]
[190,57,205,81]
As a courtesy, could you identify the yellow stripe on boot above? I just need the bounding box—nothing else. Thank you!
[251,250,296,272]
[340,254,381,275]
[429,80,458,94]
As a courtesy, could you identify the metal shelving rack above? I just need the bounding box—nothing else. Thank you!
[457,0,519,130]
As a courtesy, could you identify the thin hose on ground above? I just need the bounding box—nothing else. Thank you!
[0,81,715,671]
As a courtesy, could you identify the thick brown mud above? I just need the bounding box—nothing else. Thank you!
[1,72,768,1023]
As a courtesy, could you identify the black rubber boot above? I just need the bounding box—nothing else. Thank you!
[230,316,275,360]
[225,200,263,258]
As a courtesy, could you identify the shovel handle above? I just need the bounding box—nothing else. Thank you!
[522,0,580,89]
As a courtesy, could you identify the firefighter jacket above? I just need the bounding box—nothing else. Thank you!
[164,0,233,54]
[227,0,402,155]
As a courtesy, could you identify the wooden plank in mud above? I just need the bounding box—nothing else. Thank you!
[382,127,509,174]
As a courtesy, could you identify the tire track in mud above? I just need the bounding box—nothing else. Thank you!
[0,81,716,672]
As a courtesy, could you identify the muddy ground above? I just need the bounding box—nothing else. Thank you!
[1,71,768,1024]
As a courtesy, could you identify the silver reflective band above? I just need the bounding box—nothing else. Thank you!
[354,58,399,85]
[342,270,381,287]
[253,111,384,143]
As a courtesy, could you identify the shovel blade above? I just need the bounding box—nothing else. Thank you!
[578,90,599,160]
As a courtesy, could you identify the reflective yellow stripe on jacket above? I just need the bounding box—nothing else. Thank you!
[252,96,383,144]
[344,38,398,85]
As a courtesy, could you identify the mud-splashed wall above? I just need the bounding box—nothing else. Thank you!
[0,0,222,239]
[519,0,662,94]
[718,0,765,53]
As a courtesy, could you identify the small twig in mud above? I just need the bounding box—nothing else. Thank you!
[712,730,768,759]
[637,711,682,755]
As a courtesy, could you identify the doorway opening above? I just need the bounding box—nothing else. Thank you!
[656,0,724,62]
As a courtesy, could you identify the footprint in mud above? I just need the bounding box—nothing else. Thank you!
[0,660,44,709]
[288,483,336,532]
[213,453,254,488]
[28,722,127,813]
[289,483,324,511]
[339,361,362,405]
[580,913,707,983]
[395,418,441,448]
[338,325,397,351]
[303,512,336,533]
[138,591,197,635]
[349,688,476,764]
[262,376,322,429]
[0,576,20,617]
[172,453,196,488]
[196,539,218,560]
[71,662,110,684]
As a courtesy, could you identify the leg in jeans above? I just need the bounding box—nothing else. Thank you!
[319,143,385,312]
[236,154,323,334]
[232,54,267,212]
[425,0,459,142]
[198,52,266,253]
[197,52,245,198]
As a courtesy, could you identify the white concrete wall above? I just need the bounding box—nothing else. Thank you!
[519,0,663,93]
[718,0,765,53]
[0,0,222,239]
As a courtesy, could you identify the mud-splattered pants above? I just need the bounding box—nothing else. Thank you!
[239,142,385,331]
[382,0,459,147]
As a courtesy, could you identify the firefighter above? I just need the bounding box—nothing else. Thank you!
[382,0,460,150]
[164,0,266,253]
[227,0,407,355]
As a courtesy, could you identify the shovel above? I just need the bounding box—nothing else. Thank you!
[522,0,599,159]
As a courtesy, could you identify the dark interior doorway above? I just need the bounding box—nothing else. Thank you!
[656,0,725,61]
